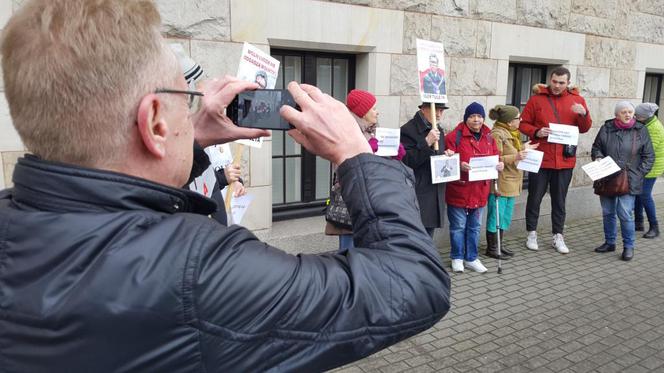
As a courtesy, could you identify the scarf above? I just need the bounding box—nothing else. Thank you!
[494,121,522,151]
[614,118,636,130]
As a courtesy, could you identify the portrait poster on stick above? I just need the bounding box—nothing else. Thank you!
[430,154,460,184]
[416,39,447,104]
[235,42,281,148]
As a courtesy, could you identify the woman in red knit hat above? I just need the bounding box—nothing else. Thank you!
[325,89,405,250]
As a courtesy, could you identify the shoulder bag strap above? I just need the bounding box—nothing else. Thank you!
[546,96,561,123]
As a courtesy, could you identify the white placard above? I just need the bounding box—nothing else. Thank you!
[547,123,579,146]
[416,39,447,104]
[431,154,460,184]
[375,128,401,157]
[581,156,622,181]
[235,42,281,149]
[205,143,233,170]
[468,155,499,181]
[517,149,544,173]
[229,194,254,225]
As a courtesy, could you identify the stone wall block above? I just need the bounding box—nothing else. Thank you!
[156,0,231,41]
[566,14,617,37]
[628,13,664,45]
[609,69,639,99]
[571,0,617,18]
[403,12,432,54]
[431,16,478,58]
[470,0,517,23]
[575,66,610,97]
[584,36,636,69]
[448,58,497,96]
[635,0,664,17]
[399,95,422,126]
[516,0,571,30]
[190,40,245,79]
[390,54,419,96]
[475,21,492,59]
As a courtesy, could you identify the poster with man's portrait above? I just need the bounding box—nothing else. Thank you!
[430,154,460,184]
[416,39,447,104]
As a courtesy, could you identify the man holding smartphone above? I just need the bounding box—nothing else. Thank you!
[0,1,450,372]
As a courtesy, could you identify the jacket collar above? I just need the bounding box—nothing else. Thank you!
[603,118,645,132]
[455,121,491,137]
[414,111,434,134]
[9,155,217,215]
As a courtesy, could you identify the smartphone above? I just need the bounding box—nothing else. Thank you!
[227,89,298,130]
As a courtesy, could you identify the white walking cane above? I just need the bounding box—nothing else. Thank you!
[494,180,503,274]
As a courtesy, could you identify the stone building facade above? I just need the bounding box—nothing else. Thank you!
[1,0,664,232]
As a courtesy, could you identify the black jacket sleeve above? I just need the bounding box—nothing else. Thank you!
[187,141,211,186]
[591,125,606,161]
[191,154,450,372]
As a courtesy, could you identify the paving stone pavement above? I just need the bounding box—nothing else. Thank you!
[331,200,664,373]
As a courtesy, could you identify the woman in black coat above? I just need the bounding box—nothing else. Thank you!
[591,101,654,261]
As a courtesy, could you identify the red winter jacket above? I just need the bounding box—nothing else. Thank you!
[444,122,499,209]
[519,84,592,169]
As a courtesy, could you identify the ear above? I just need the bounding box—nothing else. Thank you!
[136,94,169,159]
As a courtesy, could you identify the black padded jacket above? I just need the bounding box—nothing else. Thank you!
[0,153,450,372]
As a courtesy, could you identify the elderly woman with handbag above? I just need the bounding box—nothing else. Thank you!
[325,89,405,251]
[591,101,655,261]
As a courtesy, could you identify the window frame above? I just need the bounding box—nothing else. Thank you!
[270,49,356,221]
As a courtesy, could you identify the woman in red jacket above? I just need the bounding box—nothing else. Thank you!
[445,102,504,273]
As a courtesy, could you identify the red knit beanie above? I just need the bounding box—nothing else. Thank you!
[346,89,376,118]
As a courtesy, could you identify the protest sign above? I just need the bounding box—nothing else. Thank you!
[416,39,447,104]
[375,128,401,157]
[431,153,460,184]
[547,123,579,146]
[517,149,544,173]
[468,155,499,181]
[235,42,281,149]
[582,156,622,181]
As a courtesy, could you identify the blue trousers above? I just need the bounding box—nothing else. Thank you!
[447,206,484,261]
[600,195,636,248]
[635,177,658,226]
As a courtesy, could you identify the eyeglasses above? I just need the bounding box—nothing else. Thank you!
[154,88,204,109]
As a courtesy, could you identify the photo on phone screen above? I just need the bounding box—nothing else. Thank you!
[228,89,297,130]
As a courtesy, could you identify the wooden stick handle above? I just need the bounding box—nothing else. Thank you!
[430,102,439,151]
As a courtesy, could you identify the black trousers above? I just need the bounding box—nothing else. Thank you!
[525,168,574,234]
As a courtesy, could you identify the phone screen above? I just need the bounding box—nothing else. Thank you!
[234,90,295,130]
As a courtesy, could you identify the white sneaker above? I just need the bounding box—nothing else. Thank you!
[526,231,539,251]
[451,259,464,273]
[552,233,569,254]
[464,259,487,273]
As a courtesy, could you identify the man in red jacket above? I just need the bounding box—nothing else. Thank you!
[519,67,592,254]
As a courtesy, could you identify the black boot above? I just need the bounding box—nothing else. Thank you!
[622,247,634,261]
[498,229,514,257]
[644,224,659,239]
[485,231,509,259]
[594,242,616,253]
[635,221,644,231]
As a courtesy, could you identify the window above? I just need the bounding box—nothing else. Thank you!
[507,63,548,189]
[643,73,663,106]
[271,50,356,220]
[507,64,547,112]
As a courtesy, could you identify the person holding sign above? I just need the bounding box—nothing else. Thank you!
[590,101,654,261]
[484,105,539,260]
[519,67,592,254]
[444,102,503,273]
[634,103,664,239]
[325,89,405,250]
[401,102,451,238]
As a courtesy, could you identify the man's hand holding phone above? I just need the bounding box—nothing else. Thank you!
[191,76,270,148]
[280,82,372,166]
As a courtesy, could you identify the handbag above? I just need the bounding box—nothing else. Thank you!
[546,96,577,158]
[593,130,637,197]
[325,174,352,230]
